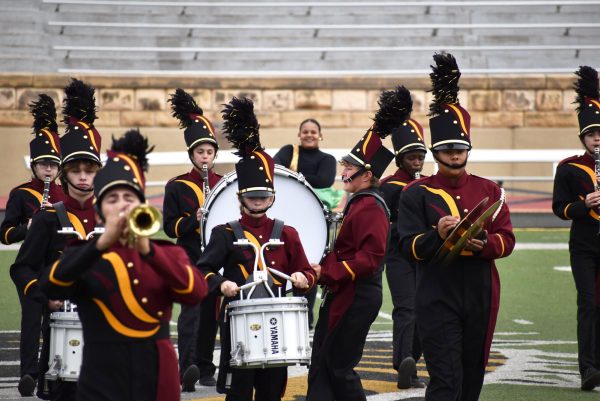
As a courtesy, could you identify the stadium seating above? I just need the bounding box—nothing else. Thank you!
[1,0,599,73]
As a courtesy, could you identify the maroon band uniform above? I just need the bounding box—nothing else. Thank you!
[198,97,316,401]
[307,88,396,401]
[397,54,515,401]
[165,88,223,387]
[552,66,600,389]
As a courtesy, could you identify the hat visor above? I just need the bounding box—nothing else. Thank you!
[62,154,101,166]
[239,190,275,198]
[432,143,471,151]
[340,154,363,167]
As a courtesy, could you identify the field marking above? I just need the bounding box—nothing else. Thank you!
[486,348,579,388]
[495,332,539,336]
[515,243,568,250]
[513,319,534,325]
[377,311,393,320]
[554,266,572,272]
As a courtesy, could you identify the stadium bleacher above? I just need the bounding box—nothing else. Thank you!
[1,0,599,74]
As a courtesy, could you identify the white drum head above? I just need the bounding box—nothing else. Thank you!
[203,166,328,263]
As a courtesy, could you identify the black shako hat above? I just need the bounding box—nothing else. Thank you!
[28,94,61,164]
[222,97,275,198]
[60,78,102,166]
[428,53,472,151]
[94,129,154,203]
[169,88,218,152]
[574,66,600,137]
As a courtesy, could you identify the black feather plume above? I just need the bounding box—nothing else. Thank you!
[111,129,154,172]
[574,66,599,113]
[29,94,57,134]
[62,78,97,125]
[168,88,204,129]
[373,86,413,139]
[428,53,461,116]
[221,97,261,157]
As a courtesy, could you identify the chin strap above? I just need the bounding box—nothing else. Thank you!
[65,177,94,193]
[342,167,367,183]
[432,152,468,170]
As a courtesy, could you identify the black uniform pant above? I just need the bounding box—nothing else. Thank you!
[570,252,600,376]
[416,294,490,401]
[307,284,381,401]
[304,286,317,329]
[217,319,287,401]
[177,292,219,378]
[386,259,422,370]
[16,288,42,379]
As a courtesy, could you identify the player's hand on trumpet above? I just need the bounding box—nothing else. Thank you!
[96,209,129,251]
[220,280,240,297]
[290,272,310,289]
[437,215,460,240]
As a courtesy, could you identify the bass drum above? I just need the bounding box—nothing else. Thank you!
[202,166,328,264]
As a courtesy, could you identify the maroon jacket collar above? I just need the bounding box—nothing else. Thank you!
[240,213,269,229]
[432,170,469,189]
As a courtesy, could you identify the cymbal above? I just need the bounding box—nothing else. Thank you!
[432,196,490,264]
[442,198,503,264]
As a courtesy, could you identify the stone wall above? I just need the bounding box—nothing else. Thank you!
[0,73,584,197]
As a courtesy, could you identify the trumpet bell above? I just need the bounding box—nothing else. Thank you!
[128,204,162,238]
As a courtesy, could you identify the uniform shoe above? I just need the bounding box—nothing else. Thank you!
[397,357,416,389]
[581,368,600,391]
[198,375,217,386]
[410,375,427,388]
[18,374,36,397]
[181,365,200,392]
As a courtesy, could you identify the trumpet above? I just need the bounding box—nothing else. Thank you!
[128,204,162,242]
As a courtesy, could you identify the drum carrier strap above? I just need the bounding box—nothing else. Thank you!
[52,201,74,230]
[227,219,285,242]
[342,190,390,220]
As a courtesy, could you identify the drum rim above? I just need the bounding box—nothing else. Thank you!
[228,296,308,307]
[201,165,329,252]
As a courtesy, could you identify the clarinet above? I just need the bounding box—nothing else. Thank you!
[595,148,600,235]
[414,171,421,179]
[41,177,51,210]
[200,164,210,200]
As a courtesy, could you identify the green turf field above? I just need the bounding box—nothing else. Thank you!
[1,228,592,400]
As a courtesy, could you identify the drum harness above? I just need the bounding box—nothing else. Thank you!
[321,190,390,307]
[227,218,286,299]
[53,201,104,240]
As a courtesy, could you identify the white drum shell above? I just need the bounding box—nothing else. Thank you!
[46,312,83,381]
[203,166,328,264]
[228,297,311,368]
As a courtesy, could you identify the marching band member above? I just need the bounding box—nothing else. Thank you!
[165,88,222,391]
[40,129,207,401]
[10,79,102,400]
[3,94,64,397]
[379,86,427,389]
[552,66,600,391]
[198,97,316,401]
[397,54,515,401]
[307,90,395,401]
[273,118,337,330]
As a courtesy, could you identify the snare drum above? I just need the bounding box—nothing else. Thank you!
[202,166,328,263]
[45,311,83,381]
[228,297,311,368]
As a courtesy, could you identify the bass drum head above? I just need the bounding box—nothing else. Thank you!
[203,166,328,263]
